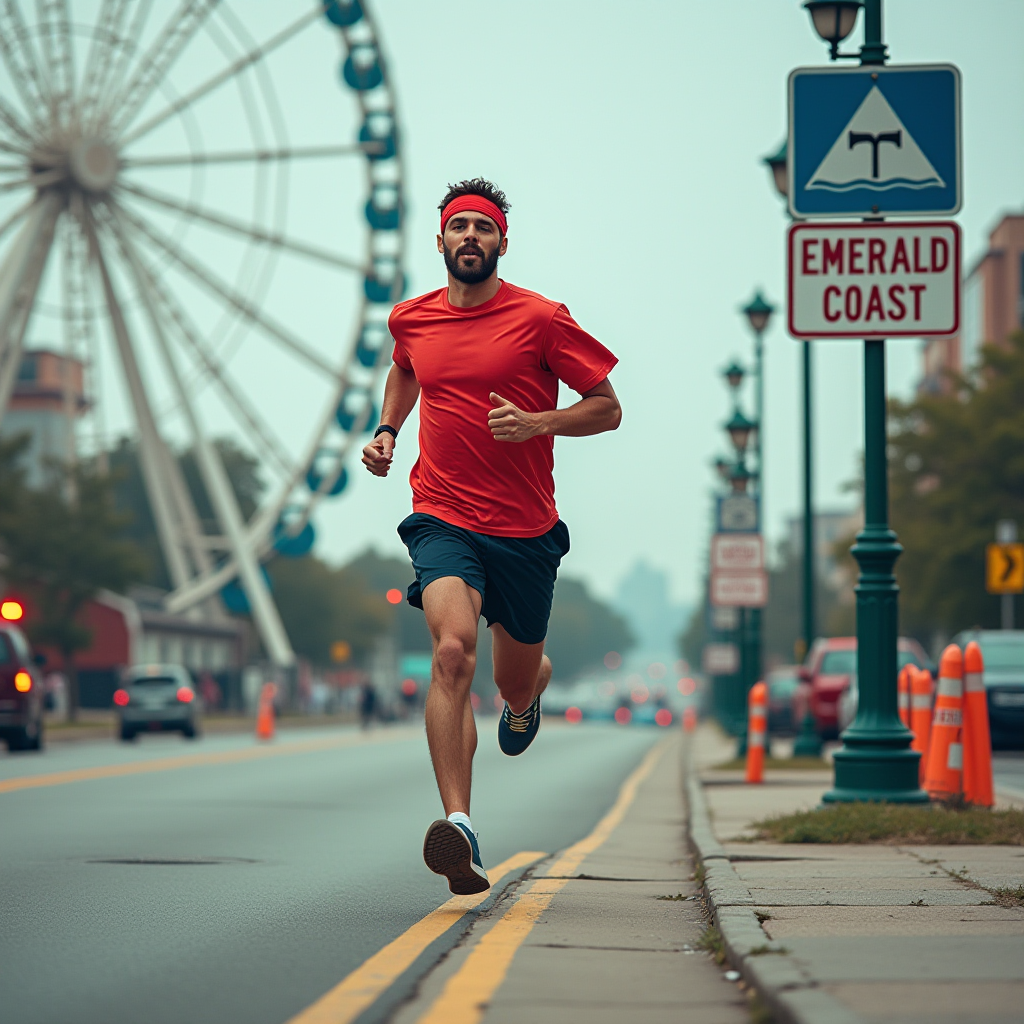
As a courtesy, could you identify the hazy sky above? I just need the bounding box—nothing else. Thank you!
[9,0,1023,608]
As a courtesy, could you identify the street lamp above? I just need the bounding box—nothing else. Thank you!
[725,410,756,456]
[763,140,788,200]
[723,360,745,393]
[741,291,775,335]
[728,462,754,494]
[803,1,864,60]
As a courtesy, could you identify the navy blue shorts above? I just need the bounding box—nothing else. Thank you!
[398,513,570,645]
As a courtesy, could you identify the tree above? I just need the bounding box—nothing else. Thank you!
[266,555,391,665]
[344,547,433,652]
[0,444,145,719]
[887,332,1024,637]
[545,576,634,681]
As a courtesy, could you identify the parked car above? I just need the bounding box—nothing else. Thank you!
[766,666,800,734]
[0,623,45,752]
[801,636,930,739]
[114,664,202,741]
[952,629,1024,750]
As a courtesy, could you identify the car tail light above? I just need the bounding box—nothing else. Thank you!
[113,688,130,706]
[614,706,632,725]
[565,706,583,724]
[176,687,194,703]
[655,708,672,727]
[14,671,31,693]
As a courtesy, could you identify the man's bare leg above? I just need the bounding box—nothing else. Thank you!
[421,576,481,815]
[491,622,550,714]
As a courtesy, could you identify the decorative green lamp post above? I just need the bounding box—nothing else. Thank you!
[798,0,926,802]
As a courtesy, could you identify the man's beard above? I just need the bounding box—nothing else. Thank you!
[443,240,501,284]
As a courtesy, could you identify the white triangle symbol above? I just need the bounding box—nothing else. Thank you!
[807,86,945,192]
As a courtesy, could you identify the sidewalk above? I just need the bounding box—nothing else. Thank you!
[389,733,753,1024]
[689,725,1024,1024]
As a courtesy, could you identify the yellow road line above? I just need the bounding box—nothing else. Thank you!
[415,739,668,1024]
[0,728,419,795]
[285,851,545,1024]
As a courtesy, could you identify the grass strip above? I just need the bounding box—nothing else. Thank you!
[713,757,830,771]
[752,803,1024,845]
[696,924,727,965]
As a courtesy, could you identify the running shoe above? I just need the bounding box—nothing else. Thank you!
[422,819,490,895]
[498,695,541,756]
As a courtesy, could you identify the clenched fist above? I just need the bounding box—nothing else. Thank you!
[488,392,542,443]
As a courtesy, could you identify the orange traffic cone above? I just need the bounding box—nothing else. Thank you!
[898,664,911,727]
[909,666,933,784]
[962,641,994,808]
[682,706,697,733]
[923,645,963,802]
[745,681,768,784]
[256,682,277,741]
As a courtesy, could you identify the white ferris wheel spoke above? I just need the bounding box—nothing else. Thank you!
[0,194,37,247]
[119,7,319,148]
[0,191,61,422]
[121,142,381,169]
[119,179,365,273]
[111,209,295,667]
[85,0,154,132]
[120,204,340,379]
[0,1,48,126]
[77,0,134,128]
[107,208,296,479]
[105,0,221,136]
[35,0,77,130]
[0,93,35,147]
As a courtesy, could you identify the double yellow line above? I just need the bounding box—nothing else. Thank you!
[288,738,667,1024]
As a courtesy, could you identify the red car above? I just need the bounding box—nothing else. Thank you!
[798,636,930,739]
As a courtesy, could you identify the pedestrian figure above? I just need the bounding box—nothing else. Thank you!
[362,178,621,895]
[359,681,377,730]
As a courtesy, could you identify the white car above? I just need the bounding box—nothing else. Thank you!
[114,664,202,742]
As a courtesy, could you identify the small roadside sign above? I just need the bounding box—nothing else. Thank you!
[789,64,961,219]
[986,543,1024,595]
[711,533,764,573]
[710,571,768,608]
[703,643,740,676]
[788,221,960,339]
[716,495,759,533]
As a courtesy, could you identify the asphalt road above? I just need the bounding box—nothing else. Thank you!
[993,751,1024,801]
[0,720,660,1024]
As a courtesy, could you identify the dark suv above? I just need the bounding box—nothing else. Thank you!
[952,630,1024,750]
[0,624,44,752]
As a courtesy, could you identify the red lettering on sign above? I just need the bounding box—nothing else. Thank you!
[845,286,863,320]
[823,285,841,322]
[888,285,906,320]
[801,238,819,275]
[848,238,864,274]
[865,285,885,321]
[891,237,910,273]
[909,284,925,320]
[868,238,886,274]
[931,237,949,273]
[822,239,843,275]
[913,237,927,273]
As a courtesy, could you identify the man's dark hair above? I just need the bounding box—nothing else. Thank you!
[438,178,510,233]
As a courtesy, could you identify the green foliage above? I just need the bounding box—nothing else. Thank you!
[753,803,1024,845]
[344,548,432,652]
[888,332,1024,635]
[0,438,145,716]
[266,555,390,665]
[545,576,634,681]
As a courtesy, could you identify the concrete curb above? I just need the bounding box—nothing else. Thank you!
[684,768,866,1024]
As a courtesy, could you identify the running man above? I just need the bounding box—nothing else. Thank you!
[361,178,620,895]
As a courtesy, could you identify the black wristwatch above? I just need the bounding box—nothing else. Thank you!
[374,424,398,440]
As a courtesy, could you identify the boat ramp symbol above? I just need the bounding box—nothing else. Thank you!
[807,86,944,193]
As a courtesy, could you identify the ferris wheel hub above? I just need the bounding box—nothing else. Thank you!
[69,137,119,194]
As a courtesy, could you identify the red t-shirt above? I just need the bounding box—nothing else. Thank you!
[389,280,618,537]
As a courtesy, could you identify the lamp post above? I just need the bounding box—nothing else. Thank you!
[762,141,822,757]
[800,0,924,803]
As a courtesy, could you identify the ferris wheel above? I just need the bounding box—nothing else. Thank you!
[0,0,406,667]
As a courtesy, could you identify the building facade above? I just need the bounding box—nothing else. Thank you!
[920,213,1024,392]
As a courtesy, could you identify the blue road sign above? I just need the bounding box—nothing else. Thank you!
[788,64,961,219]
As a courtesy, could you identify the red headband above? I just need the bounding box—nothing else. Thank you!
[440,194,507,236]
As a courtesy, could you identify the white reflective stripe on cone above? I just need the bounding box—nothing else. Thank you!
[911,695,932,710]
[947,742,963,770]
[964,671,985,694]
[748,730,767,746]
[936,676,963,699]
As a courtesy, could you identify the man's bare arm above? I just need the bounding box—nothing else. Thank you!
[361,363,420,476]
[487,378,621,443]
